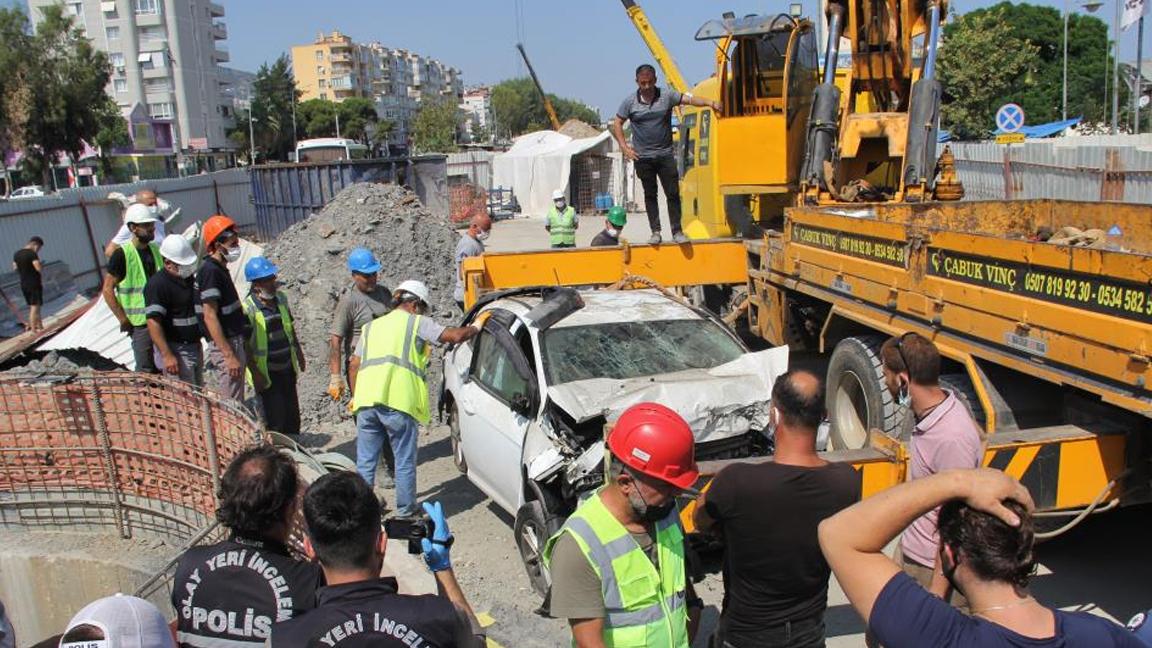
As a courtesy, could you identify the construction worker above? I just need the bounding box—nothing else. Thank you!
[243,256,305,436]
[101,203,162,373]
[349,280,478,516]
[453,213,492,312]
[612,64,721,245]
[545,402,703,647]
[590,206,628,247]
[197,214,251,402]
[328,247,392,401]
[144,234,203,386]
[545,189,578,249]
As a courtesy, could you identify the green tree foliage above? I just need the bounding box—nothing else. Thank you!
[412,99,462,153]
[240,54,300,161]
[938,3,1118,138]
[491,78,600,136]
[296,97,380,142]
[15,4,127,186]
[0,8,32,157]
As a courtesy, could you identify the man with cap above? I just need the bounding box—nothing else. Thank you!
[243,256,305,436]
[197,214,251,402]
[52,594,175,648]
[591,206,628,247]
[327,247,392,401]
[350,279,478,516]
[104,188,175,258]
[143,234,203,386]
[544,188,578,249]
[545,402,703,647]
[453,213,492,312]
[101,202,163,373]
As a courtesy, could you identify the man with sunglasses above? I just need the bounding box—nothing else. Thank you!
[879,332,983,608]
[349,280,478,517]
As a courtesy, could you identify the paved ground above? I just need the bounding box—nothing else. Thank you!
[327,215,1152,646]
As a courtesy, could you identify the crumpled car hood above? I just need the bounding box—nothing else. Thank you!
[546,347,790,444]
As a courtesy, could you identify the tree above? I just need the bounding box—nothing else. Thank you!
[938,3,1118,138]
[491,78,600,136]
[335,97,378,143]
[411,99,462,153]
[296,98,338,139]
[235,54,299,161]
[470,120,491,144]
[0,8,32,162]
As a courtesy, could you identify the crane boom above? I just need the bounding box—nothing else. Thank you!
[515,43,562,131]
[619,0,688,94]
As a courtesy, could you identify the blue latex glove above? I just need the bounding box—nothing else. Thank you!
[421,500,454,572]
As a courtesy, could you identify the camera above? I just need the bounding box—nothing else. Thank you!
[383,515,435,554]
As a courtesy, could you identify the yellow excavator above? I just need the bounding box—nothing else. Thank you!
[619,0,954,238]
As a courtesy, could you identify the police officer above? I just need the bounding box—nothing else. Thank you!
[545,188,578,248]
[198,214,251,402]
[590,206,628,247]
[144,234,203,386]
[349,280,477,515]
[171,446,323,648]
[268,471,485,647]
[101,203,162,372]
[243,257,305,436]
[545,403,704,647]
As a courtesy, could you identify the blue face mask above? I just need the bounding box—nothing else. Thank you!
[898,382,911,408]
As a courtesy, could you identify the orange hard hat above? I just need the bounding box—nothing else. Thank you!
[607,403,698,490]
[202,214,237,247]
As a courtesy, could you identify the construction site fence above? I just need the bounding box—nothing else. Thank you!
[0,371,263,545]
[250,155,448,240]
[951,139,1152,204]
[0,169,255,292]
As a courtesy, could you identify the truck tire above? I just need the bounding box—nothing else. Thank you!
[826,335,903,449]
[449,404,467,474]
[514,500,564,598]
[939,373,988,434]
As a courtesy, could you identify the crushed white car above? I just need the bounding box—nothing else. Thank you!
[439,287,788,594]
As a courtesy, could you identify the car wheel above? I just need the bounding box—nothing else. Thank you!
[449,403,467,474]
[515,500,563,598]
[826,335,903,450]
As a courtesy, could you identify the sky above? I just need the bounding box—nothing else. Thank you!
[6,0,1152,118]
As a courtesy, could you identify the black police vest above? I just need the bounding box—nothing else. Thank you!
[172,536,324,647]
[270,578,463,648]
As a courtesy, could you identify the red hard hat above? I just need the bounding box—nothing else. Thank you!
[607,403,698,490]
[202,214,237,247]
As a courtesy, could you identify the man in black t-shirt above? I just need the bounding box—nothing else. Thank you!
[695,370,861,648]
[197,214,251,402]
[145,235,204,386]
[172,446,324,648]
[11,236,44,332]
[102,204,162,373]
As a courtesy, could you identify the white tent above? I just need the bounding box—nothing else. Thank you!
[492,130,617,217]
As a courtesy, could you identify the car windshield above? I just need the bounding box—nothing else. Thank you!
[542,319,745,385]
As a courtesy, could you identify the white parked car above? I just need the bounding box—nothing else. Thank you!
[9,185,46,199]
[439,287,789,594]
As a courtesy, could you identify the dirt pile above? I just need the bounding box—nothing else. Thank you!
[558,119,602,139]
[261,183,463,433]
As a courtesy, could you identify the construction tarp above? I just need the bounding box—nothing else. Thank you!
[492,130,614,217]
[39,239,264,369]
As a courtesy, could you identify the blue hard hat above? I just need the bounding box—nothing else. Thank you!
[244,256,279,282]
[347,247,382,274]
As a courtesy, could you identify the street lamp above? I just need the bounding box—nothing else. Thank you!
[1080,1,1106,127]
[247,110,257,166]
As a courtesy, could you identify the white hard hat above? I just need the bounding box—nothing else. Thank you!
[552,189,566,201]
[396,279,431,304]
[124,202,159,225]
[159,234,197,266]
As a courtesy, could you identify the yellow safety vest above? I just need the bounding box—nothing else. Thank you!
[351,309,431,423]
[548,206,577,246]
[543,489,689,648]
[243,292,299,387]
[116,242,161,326]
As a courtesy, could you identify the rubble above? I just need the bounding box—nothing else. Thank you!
[558,119,602,139]
[1,349,123,375]
[260,182,464,434]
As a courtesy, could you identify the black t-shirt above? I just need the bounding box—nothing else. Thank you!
[269,578,475,648]
[107,244,159,282]
[196,256,250,338]
[172,536,324,648]
[144,269,203,344]
[704,460,861,632]
[12,248,40,289]
[590,230,619,247]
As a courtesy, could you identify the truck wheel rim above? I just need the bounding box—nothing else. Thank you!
[520,521,546,583]
[833,370,869,449]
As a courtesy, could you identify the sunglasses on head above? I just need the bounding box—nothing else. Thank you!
[895,332,916,376]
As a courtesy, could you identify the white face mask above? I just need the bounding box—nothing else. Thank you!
[255,288,276,301]
[554,200,566,210]
[606,227,619,238]
[477,230,490,241]
[176,262,196,279]
[224,246,242,263]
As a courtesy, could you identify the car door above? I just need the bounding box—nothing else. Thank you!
[456,310,539,515]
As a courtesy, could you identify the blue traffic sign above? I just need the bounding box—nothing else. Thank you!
[996,103,1025,133]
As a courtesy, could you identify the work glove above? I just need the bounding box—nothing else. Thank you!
[421,500,454,573]
[327,374,344,400]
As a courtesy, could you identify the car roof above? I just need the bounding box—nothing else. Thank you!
[482,288,704,328]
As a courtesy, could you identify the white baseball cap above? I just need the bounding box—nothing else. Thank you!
[59,594,175,648]
[396,279,431,304]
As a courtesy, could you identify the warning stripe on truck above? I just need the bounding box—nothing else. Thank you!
[983,444,1062,510]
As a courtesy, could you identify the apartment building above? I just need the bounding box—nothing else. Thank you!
[28,0,237,176]
[461,86,492,142]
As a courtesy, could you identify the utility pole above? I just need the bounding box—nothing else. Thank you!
[1137,14,1146,133]
[336,110,342,138]
[1064,0,1070,121]
[1113,0,1121,133]
[248,111,256,165]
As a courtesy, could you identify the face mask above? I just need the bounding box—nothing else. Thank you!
[148,204,161,216]
[224,246,242,263]
[554,200,566,210]
[898,382,911,409]
[606,227,619,238]
[176,263,196,279]
[255,288,276,301]
[477,230,490,241]
[626,483,676,523]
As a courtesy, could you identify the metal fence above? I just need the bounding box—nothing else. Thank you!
[0,169,255,292]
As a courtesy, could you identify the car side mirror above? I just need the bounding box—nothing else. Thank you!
[510,393,533,417]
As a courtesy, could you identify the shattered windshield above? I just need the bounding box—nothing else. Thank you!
[542,319,745,385]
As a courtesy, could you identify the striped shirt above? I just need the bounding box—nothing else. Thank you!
[144,269,202,344]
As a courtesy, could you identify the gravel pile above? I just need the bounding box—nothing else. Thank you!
[261,182,463,433]
[1,349,123,375]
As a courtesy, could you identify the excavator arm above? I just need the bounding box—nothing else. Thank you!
[516,43,562,131]
[620,0,689,94]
